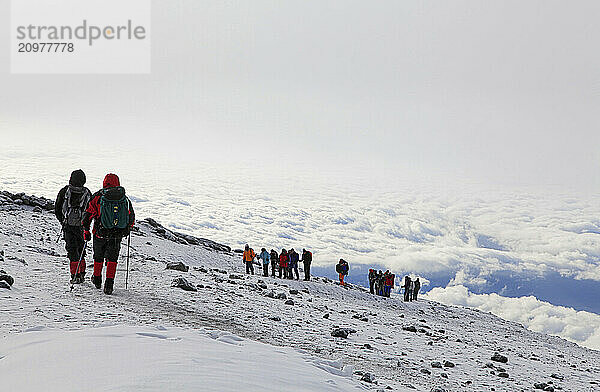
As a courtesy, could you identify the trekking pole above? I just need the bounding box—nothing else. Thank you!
[125,234,131,289]
[70,240,88,292]
[56,224,65,243]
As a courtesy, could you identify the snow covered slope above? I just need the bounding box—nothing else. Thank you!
[1,196,600,391]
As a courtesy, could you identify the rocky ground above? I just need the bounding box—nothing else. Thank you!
[1,192,600,391]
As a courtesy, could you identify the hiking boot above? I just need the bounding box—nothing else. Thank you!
[91,275,102,289]
[104,278,114,295]
[70,274,77,284]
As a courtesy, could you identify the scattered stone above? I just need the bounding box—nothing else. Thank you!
[431,361,442,368]
[440,372,448,379]
[360,373,376,383]
[171,277,197,291]
[363,343,373,350]
[229,274,244,280]
[323,313,330,319]
[289,289,299,295]
[430,388,447,392]
[275,292,287,300]
[284,299,294,305]
[331,328,357,339]
[0,281,11,290]
[491,353,508,363]
[264,291,275,298]
[443,361,455,368]
[550,374,564,381]
[420,368,431,375]
[402,325,417,333]
[0,274,14,286]
[165,261,189,272]
[258,282,268,289]
[33,206,42,213]
[270,316,281,321]
[497,372,509,378]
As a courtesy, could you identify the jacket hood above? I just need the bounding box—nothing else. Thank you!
[69,169,86,187]
[103,173,120,188]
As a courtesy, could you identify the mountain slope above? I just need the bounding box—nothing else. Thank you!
[1,195,599,391]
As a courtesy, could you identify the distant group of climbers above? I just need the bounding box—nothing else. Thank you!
[242,245,313,281]
[402,275,421,301]
[368,269,421,301]
[368,269,395,297]
[55,170,135,295]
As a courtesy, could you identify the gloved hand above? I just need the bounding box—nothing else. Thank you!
[83,230,91,241]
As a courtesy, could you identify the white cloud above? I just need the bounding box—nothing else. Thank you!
[424,285,600,350]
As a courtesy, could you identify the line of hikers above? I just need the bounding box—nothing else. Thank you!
[242,246,351,287]
[242,245,313,281]
[368,269,421,301]
[55,170,135,295]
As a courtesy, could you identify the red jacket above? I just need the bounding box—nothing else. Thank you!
[279,253,288,268]
[82,174,135,238]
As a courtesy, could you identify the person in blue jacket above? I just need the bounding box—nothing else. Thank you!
[258,248,270,277]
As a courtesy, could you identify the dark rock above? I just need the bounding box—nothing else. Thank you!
[440,372,448,379]
[275,292,287,300]
[360,372,376,383]
[270,316,281,321]
[323,313,330,319]
[420,368,431,375]
[431,361,442,368]
[430,388,447,392]
[491,353,508,363]
[443,361,455,368]
[264,291,275,298]
[331,328,357,338]
[289,289,299,295]
[284,299,294,305]
[33,206,42,213]
[402,325,417,333]
[0,281,11,290]
[165,261,189,272]
[0,274,14,286]
[550,373,563,381]
[229,274,244,280]
[258,282,268,289]
[363,343,373,350]
[171,277,197,291]
[534,383,549,390]
[497,372,509,378]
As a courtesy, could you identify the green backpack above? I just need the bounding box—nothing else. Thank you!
[99,186,130,230]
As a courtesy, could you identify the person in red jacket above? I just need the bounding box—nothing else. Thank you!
[82,173,135,295]
[278,249,289,279]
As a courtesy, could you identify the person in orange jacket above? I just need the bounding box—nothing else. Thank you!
[242,244,256,275]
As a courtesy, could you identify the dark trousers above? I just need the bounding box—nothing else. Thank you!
[64,225,86,263]
[303,263,311,280]
[404,289,411,302]
[413,288,419,301]
[369,281,374,294]
[263,264,269,277]
[245,261,254,275]
[271,262,277,277]
[93,236,121,264]
[279,265,285,278]
[291,264,299,280]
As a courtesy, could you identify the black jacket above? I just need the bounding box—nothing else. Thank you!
[55,185,91,225]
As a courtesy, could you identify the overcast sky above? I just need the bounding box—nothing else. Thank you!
[1,0,599,190]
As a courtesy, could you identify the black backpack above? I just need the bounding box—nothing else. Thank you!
[62,186,91,227]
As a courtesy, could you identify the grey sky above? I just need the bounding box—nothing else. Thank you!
[1,0,599,190]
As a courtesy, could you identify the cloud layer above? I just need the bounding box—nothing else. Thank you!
[1,146,599,298]
[424,285,600,350]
